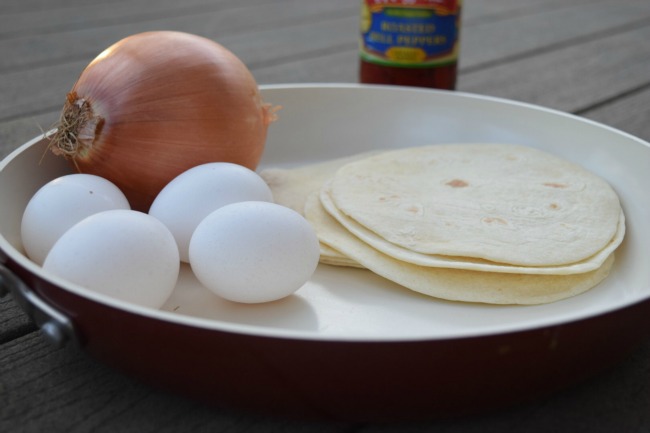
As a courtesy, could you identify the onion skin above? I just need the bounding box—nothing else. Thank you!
[50,31,277,211]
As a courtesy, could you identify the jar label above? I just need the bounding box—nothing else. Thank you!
[360,0,461,68]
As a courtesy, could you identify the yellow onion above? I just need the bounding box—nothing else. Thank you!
[49,31,278,211]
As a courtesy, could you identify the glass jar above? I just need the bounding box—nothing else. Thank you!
[359,0,462,90]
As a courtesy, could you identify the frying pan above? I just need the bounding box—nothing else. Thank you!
[1,84,649,422]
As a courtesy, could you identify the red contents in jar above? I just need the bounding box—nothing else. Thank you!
[360,61,458,90]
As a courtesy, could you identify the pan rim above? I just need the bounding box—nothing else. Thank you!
[2,83,650,343]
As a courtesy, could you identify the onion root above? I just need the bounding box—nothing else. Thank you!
[49,92,104,162]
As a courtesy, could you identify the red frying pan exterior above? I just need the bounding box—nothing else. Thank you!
[7,255,650,422]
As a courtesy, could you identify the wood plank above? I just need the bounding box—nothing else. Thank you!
[4,0,650,122]
[4,20,650,154]
[0,61,82,122]
[5,0,647,74]
[0,0,650,120]
[463,0,611,25]
[460,23,650,125]
[0,296,37,344]
[0,0,576,16]
[0,15,359,121]
[2,3,650,151]
[461,0,650,70]
[252,49,358,85]
[0,0,118,14]
[2,0,648,126]
[0,0,356,73]
[0,113,60,158]
[579,85,650,143]
[1,0,584,38]
[0,0,236,35]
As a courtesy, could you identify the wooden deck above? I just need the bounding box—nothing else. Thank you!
[2,0,650,431]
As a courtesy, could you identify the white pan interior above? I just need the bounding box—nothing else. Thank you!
[1,84,649,341]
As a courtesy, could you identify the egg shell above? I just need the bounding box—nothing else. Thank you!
[21,174,130,265]
[189,201,320,303]
[149,162,273,262]
[43,210,180,309]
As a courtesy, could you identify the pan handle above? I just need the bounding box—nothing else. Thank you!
[0,264,78,348]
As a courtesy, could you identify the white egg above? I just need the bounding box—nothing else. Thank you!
[21,174,130,265]
[149,162,273,262]
[43,210,180,309]
[189,201,320,304]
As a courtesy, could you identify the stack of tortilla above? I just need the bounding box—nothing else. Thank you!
[261,143,625,305]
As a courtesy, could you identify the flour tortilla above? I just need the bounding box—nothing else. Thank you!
[321,180,624,274]
[329,143,623,266]
[260,152,379,215]
[304,193,615,305]
[260,154,377,268]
